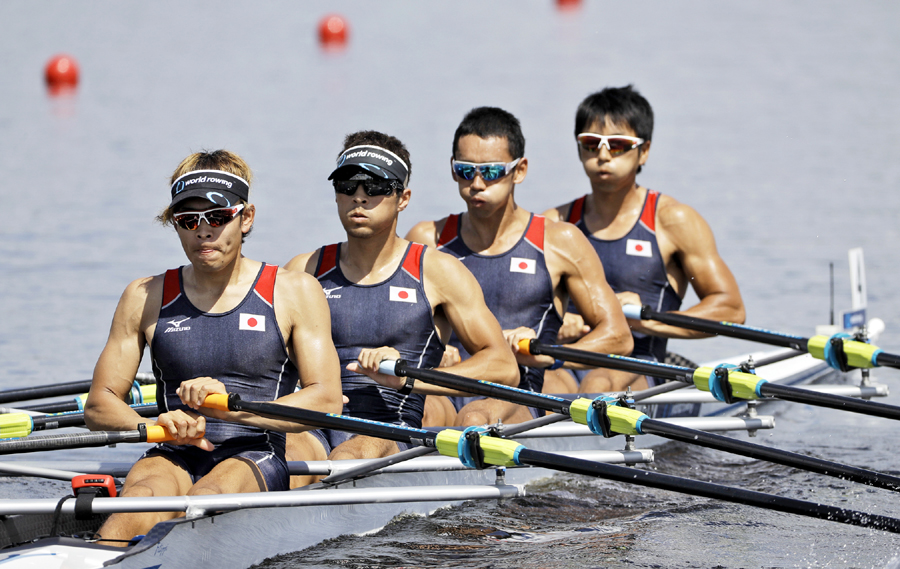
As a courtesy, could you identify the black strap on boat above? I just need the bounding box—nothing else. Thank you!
[829,336,852,372]
[463,429,487,470]
[49,495,73,536]
[590,399,614,438]
[712,366,736,404]
[74,488,106,520]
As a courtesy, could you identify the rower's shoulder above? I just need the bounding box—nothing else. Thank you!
[284,249,322,275]
[542,199,577,222]
[654,193,709,230]
[275,263,325,298]
[121,274,163,305]
[405,216,451,247]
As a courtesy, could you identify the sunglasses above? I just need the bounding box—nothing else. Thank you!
[576,133,644,156]
[451,158,521,182]
[333,179,404,197]
[173,204,244,231]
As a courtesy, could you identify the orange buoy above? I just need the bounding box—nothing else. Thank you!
[45,54,79,89]
[318,15,348,47]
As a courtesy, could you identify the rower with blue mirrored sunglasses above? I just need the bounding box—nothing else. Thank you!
[333,177,404,196]
[451,158,521,182]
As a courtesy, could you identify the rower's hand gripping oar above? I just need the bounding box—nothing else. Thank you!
[201,392,900,534]
[381,355,900,494]
[522,335,900,422]
[622,304,895,371]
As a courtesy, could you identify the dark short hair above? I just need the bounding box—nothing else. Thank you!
[452,107,525,160]
[340,130,412,185]
[575,85,654,142]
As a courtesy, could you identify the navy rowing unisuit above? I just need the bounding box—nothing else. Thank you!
[566,190,682,366]
[315,242,444,445]
[438,213,563,413]
[148,264,300,490]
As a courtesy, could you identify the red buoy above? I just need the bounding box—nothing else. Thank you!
[556,0,582,10]
[318,15,348,48]
[45,54,79,95]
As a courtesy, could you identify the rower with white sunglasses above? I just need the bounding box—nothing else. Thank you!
[544,85,746,412]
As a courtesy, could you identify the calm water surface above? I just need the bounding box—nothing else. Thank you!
[1,1,899,567]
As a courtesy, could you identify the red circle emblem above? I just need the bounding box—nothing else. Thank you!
[247,318,258,327]
[398,291,408,299]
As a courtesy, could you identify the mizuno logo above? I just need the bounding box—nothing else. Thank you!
[323,286,343,299]
[164,316,191,333]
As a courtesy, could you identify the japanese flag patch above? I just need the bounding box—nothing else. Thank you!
[389,286,417,303]
[239,313,266,331]
[626,239,652,258]
[510,257,536,274]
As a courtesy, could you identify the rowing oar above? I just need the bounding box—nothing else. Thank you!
[377,358,900,494]
[14,383,157,414]
[0,403,159,439]
[199,393,900,534]
[0,423,172,455]
[522,338,900,422]
[623,304,900,371]
[0,373,154,406]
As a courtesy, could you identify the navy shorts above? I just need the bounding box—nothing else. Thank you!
[143,435,291,491]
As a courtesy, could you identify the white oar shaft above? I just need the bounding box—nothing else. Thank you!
[0,462,85,481]
[0,484,524,516]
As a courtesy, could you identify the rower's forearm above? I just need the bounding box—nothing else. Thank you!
[84,395,151,432]
[564,328,634,370]
[632,296,745,339]
[439,350,520,388]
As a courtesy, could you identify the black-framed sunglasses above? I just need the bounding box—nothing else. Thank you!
[333,179,404,196]
[173,204,244,231]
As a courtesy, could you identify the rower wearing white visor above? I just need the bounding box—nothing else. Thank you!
[85,150,342,545]
[284,131,518,474]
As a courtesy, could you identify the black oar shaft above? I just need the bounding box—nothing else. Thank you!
[517,448,900,534]
[527,343,693,382]
[393,362,569,413]
[760,382,900,421]
[0,430,144,455]
[225,396,438,448]
[876,352,900,368]
[641,419,900,492]
[30,404,159,433]
[639,307,809,351]
[0,381,93,405]
[18,401,80,414]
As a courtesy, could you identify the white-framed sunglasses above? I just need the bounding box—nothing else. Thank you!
[576,133,644,156]
[173,204,244,231]
[451,158,521,182]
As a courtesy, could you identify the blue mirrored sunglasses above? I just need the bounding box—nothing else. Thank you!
[451,158,521,182]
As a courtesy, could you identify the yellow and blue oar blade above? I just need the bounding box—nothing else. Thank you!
[385,356,900,494]
[524,338,900,423]
[0,404,159,439]
[203,393,900,535]
[626,304,897,371]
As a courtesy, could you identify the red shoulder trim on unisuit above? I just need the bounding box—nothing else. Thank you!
[161,269,181,307]
[402,243,425,282]
[566,195,587,224]
[436,214,460,247]
[315,244,339,278]
[254,264,278,306]
[524,215,545,251]
[640,190,659,232]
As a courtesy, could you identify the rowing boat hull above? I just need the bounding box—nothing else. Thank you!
[0,349,857,568]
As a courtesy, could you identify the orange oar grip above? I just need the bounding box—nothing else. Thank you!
[146,425,173,443]
[203,393,231,412]
[516,338,533,355]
